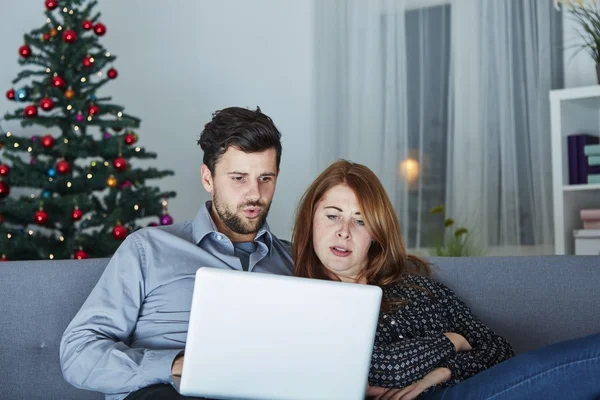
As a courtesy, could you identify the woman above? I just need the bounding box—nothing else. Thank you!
[292,160,600,400]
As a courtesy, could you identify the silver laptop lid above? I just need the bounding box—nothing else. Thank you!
[179,267,382,400]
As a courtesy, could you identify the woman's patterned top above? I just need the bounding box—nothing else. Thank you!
[369,274,515,390]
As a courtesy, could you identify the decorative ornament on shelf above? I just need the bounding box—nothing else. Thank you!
[74,249,88,260]
[64,87,75,100]
[41,134,55,148]
[45,0,57,10]
[112,223,127,240]
[76,112,84,122]
[40,97,54,111]
[5,89,15,100]
[0,181,10,198]
[56,159,71,174]
[47,167,57,177]
[71,206,83,221]
[0,254,8,262]
[103,131,112,139]
[62,30,77,44]
[42,33,50,41]
[19,45,32,58]
[0,164,10,177]
[120,180,132,189]
[82,20,93,30]
[49,28,58,37]
[51,75,66,88]
[106,175,118,188]
[15,88,28,102]
[24,105,38,118]
[94,23,107,36]
[41,190,52,199]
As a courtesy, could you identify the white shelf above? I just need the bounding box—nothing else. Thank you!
[550,85,600,101]
[550,84,600,255]
[563,184,600,192]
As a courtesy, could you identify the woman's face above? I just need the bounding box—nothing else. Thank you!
[312,184,373,283]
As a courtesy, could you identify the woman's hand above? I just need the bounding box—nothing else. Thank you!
[443,332,472,352]
[366,368,451,400]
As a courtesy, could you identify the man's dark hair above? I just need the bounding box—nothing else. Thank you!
[198,106,282,173]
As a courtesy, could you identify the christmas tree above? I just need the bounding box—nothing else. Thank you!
[0,0,176,261]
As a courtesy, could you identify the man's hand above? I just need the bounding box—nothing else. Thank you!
[171,355,184,376]
[443,332,472,352]
[366,368,451,400]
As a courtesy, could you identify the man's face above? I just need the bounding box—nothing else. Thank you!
[201,146,278,239]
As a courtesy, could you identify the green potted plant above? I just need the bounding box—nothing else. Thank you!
[556,0,600,83]
[428,205,485,257]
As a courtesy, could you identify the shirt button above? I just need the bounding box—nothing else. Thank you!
[216,234,222,240]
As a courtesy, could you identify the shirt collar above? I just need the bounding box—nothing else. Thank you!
[192,201,274,251]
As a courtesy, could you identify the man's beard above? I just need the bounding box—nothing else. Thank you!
[213,190,271,235]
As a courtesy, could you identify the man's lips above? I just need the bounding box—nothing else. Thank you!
[242,207,263,218]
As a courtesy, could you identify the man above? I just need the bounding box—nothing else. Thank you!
[60,107,293,400]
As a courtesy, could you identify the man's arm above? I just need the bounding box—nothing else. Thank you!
[59,234,182,395]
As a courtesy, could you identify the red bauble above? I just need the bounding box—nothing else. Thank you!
[74,249,88,260]
[88,104,100,115]
[71,207,83,221]
[45,0,58,10]
[56,160,71,174]
[41,134,55,148]
[34,210,49,225]
[112,157,128,171]
[82,56,93,67]
[112,224,127,240]
[40,97,54,111]
[94,23,107,36]
[0,255,8,262]
[107,68,118,79]
[0,164,10,177]
[19,45,32,58]
[82,20,93,30]
[42,33,50,41]
[124,133,137,145]
[6,89,15,100]
[24,105,38,118]
[51,76,66,88]
[62,30,77,43]
[0,182,9,198]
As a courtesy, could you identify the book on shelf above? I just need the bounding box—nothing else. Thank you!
[567,134,600,185]
[588,155,600,166]
[584,144,600,156]
[581,209,600,220]
[588,174,600,184]
[583,220,600,229]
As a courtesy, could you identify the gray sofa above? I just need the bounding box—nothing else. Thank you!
[1,256,599,400]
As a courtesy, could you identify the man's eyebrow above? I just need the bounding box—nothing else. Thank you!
[227,172,277,176]
[324,206,361,215]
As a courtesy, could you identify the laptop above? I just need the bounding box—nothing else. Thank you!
[171,267,383,400]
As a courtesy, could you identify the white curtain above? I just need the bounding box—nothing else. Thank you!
[315,0,561,251]
[448,0,562,248]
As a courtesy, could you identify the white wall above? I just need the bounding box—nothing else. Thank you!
[0,0,316,239]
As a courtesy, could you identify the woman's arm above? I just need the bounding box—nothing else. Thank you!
[434,281,515,382]
[369,334,456,388]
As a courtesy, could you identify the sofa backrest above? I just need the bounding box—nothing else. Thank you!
[430,256,600,354]
[1,255,599,399]
[1,258,108,399]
